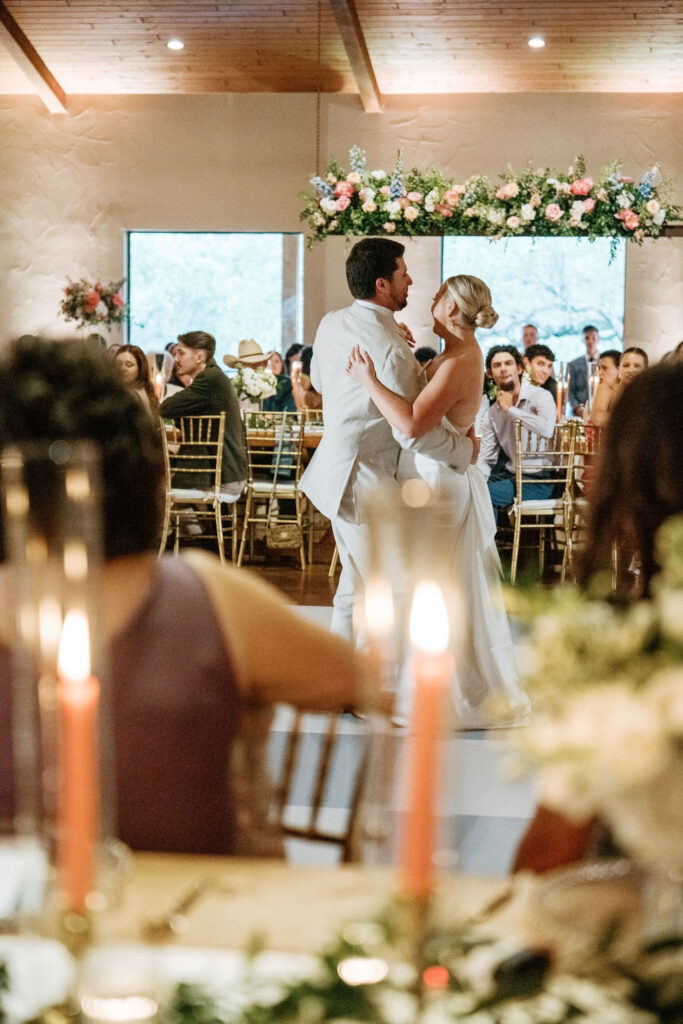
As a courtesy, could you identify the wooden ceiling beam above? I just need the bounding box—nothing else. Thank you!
[329,0,382,113]
[0,1,67,113]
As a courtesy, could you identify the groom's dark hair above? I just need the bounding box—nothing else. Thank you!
[346,238,405,299]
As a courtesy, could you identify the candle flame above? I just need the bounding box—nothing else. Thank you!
[409,579,449,655]
[58,609,91,684]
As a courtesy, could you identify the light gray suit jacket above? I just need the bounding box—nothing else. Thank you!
[299,301,473,523]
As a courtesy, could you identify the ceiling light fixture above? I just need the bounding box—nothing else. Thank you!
[528,36,545,48]
[167,39,184,51]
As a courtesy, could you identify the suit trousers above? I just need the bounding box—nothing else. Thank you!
[329,490,368,641]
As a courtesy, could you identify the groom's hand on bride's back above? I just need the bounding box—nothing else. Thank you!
[466,424,480,464]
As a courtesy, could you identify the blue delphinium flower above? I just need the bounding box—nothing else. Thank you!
[637,167,658,199]
[310,175,334,198]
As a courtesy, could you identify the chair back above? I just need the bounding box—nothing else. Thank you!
[163,413,225,495]
[514,419,576,507]
[242,410,306,489]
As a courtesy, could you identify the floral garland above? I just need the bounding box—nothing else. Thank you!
[59,278,127,330]
[300,147,680,248]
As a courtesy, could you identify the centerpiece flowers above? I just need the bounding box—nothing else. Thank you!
[300,148,680,249]
[232,365,277,404]
[59,278,127,330]
[508,516,683,871]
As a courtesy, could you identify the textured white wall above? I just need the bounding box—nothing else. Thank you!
[0,92,681,356]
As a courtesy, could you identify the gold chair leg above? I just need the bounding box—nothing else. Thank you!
[173,513,181,557]
[328,545,339,578]
[237,491,251,567]
[295,493,306,572]
[215,501,226,566]
[539,523,546,576]
[510,511,521,585]
[159,500,172,557]
[231,505,238,562]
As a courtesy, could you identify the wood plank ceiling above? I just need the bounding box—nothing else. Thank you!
[0,0,681,112]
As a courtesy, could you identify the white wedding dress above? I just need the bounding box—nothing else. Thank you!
[397,427,530,729]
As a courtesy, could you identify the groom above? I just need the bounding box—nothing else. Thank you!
[300,238,476,639]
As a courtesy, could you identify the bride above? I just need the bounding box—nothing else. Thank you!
[348,273,529,728]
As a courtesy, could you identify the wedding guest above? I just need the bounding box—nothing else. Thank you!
[284,342,304,375]
[568,324,600,417]
[587,349,621,428]
[161,331,246,492]
[0,337,365,855]
[477,345,557,509]
[263,351,296,412]
[292,345,322,411]
[521,323,538,351]
[115,344,159,416]
[524,343,557,403]
[618,345,648,384]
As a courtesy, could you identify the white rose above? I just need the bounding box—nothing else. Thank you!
[370,169,387,179]
[404,205,419,221]
[617,192,632,208]
[520,203,536,221]
[646,198,660,215]
[320,197,337,215]
[383,199,401,215]
[361,200,377,213]
[358,187,375,201]
[424,200,435,212]
[653,208,666,225]
[571,200,585,217]
[487,207,505,226]
[95,300,108,317]
[346,171,361,184]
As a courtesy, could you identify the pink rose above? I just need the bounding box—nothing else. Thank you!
[335,196,351,211]
[623,211,640,230]
[407,191,423,203]
[443,189,461,208]
[545,204,563,222]
[506,215,521,229]
[435,204,453,218]
[379,185,391,195]
[404,206,419,221]
[496,182,519,200]
[334,181,355,198]
[85,290,101,308]
[112,291,124,307]
[383,222,396,233]
[570,177,593,196]
[582,198,596,214]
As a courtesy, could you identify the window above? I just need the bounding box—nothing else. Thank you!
[126,232,303,362]
[442,236,625,362]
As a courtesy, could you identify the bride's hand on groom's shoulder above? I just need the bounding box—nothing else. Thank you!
[346,345,377,385]
[396,321,416,348]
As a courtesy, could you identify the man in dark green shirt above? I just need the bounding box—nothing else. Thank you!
[160,331,247,487]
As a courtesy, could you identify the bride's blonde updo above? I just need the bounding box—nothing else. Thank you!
[443,275,499,330]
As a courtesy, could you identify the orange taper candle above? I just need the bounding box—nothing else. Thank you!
[399,580,453,901]
[57,609,99,914]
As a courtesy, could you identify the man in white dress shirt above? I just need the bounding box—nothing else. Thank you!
[477,345,557,510]
[300,238,476,639]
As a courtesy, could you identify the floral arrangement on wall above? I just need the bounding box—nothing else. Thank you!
[300,147,680,248]
[59,278,127,330]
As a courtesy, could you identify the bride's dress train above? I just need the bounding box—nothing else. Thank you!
[397,436,530,729]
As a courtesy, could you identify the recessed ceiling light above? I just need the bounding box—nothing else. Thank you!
[528,36,545,48]
[167,38,184,50]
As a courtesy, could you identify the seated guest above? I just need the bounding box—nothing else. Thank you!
[115,344,159,416]
[292,345,322,412]
[513,363,683,873]
[521,323,538,351]
[0,337,364,855]
[524,342,558,403]
[263,351,296,412]
[568,324,600,417]
[284,342,304,376]
[619,345,648,384]
[161,331,247,493]
[476,345,557,509]
[587,348,621,427]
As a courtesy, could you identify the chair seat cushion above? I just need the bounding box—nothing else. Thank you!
[170,488,215,502]
[517,499,566,512]
[250,481,298,498]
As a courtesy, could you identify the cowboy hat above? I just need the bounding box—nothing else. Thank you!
[223,339,275,367]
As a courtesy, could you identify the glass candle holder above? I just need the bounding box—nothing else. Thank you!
[355,479,463,901]
[556,362,570,421]
[1,440,118,945]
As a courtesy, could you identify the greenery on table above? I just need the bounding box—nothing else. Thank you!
[300,147,680,250]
